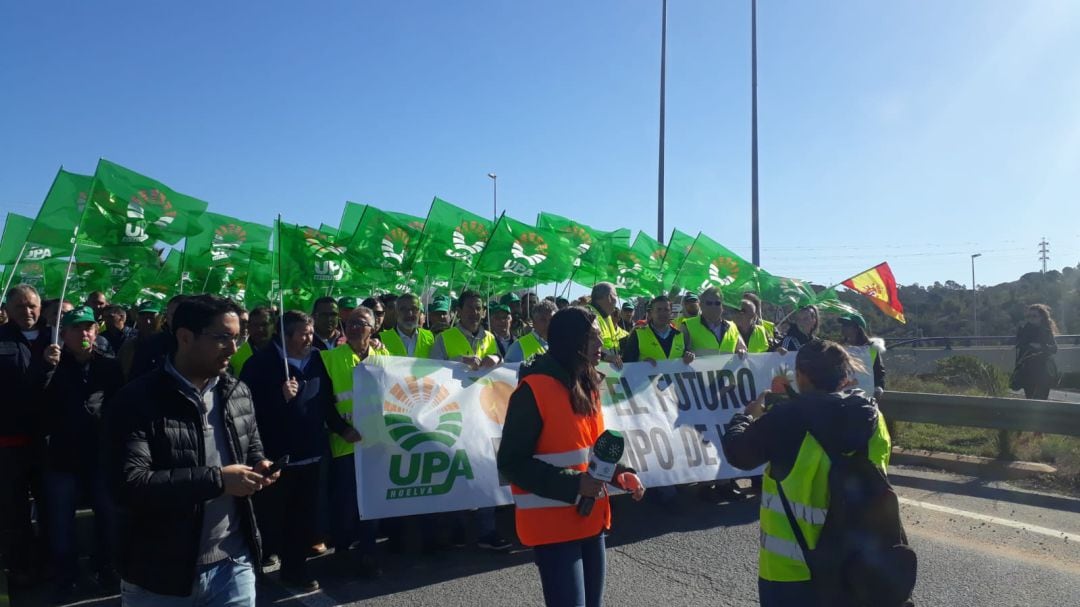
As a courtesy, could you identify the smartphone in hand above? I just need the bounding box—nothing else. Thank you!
[263,455,290,477]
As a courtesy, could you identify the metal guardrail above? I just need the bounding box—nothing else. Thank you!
[885,335,1080,348]
[878,391,1080,437]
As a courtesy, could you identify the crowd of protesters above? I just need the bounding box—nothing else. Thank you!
[3,279,1048,606]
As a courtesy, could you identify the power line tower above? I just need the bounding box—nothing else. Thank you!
[1038,238,1050,273]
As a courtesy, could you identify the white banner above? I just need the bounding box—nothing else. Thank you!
[353,350,873,520]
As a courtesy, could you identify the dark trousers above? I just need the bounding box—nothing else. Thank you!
[758,578,820,607]
[328,455,377,556]
[255,462,320,578]
[44,468,114,584]
[533,533,606,607]
[0,444,47,576]
[1023,383,1052,400]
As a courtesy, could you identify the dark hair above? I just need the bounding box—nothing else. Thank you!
[312,296,337,313]
[172,295,242,338]
[555,297,569,307]
[649,295,671,309]
[547,306,601,416]
[742,292,762,318]
[249,305,272,320]
[167,294,188,307]
[1027,304,1059,335]
[379,293,398,305]
[361,296,382,310]
[795,339,864,392]
[282,311,313,337]
[104,304,126,317]
[796,304,820,337]
[457,289,483,309]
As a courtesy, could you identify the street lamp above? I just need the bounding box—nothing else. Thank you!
[971,253,982,337]
[487,173,497,222]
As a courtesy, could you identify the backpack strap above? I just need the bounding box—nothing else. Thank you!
[775,481,813,564]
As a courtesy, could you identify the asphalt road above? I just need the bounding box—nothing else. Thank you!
[16,464,1080,606]
[250,465,1080,607]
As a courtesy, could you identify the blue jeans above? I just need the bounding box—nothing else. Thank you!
[44,468,114,584]
[328,455,377,555]
[533,534,606,607]
[758,578,820,607]
[120,554,255,607]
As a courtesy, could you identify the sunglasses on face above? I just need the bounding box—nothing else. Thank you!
[347,320,373,329]
[702,300,724,307]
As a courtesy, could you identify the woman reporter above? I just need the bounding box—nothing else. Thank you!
[497,306,645,607]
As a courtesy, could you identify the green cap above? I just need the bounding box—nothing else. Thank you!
[429,297,451,313]
[838,314,867,329]
[683,292,699,302]
[61,306,97,328]
[500,292,521,304]
[621,302,634,311]
[137,300,162,314]
[337,296,360,309]
[489,302,512,314]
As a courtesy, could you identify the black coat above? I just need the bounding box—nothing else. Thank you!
[0,322,55,439]
[127,330,174,381]
[240,344,336,462]
[104,368,265,596]
[43,348,124,473]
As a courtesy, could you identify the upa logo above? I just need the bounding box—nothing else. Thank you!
[704,256,742,289]
[504,232,547,276]
[446,221,489,263]
[211,224,248,261]
[303,228,348,282]
[561,225,592,266]
[383,376,472,499]
[313,260,345,282]
[24,247,52,261]
[124,189,177,244]
[381,227,411,266]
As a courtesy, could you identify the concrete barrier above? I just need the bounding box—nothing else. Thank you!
[885,345,1080,376]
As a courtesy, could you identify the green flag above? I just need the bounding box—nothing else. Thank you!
[245,249,276,308]
[812,287,861,317]
[756,270,818,308]
[186,212,272,264]
[277,221,355,311]
[0,214,34,265]
[81,159,209,247]
[672,233,757,297]
[535,213,631,271]
[345,206,424,276]
[338,202,368,239]
[474,214,577,285]
[603,233,666,298]
[660,230,696,291]
[414,198,494,269]
[24,169,94,253]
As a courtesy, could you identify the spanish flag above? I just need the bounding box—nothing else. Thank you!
[841,262,906,324]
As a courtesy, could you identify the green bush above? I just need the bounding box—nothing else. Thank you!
[927,356,1011,396]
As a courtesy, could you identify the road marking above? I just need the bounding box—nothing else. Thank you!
[898,497,1080,543]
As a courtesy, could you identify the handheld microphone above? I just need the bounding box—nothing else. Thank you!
[577,430,625,517]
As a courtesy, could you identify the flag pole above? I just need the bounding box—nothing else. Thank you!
[275,217,289,382]
[1,242,29,299]
[52,226,81,345]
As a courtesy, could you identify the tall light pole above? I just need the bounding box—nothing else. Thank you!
[971,253,982,337]
[657,0,668,244]
[750,0,760,266]
[487,173,497,222]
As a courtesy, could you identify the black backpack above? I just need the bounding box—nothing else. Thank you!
[775,427,917,607]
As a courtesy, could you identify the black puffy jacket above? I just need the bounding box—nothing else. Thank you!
[43,348,124,473]
[0,322,55,440]
[104,367,265,596]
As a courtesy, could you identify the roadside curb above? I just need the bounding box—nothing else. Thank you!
[891,447,1057,479]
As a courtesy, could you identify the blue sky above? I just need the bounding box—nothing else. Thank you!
[2,1,1078,289]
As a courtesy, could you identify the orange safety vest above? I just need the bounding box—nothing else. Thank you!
[510,374,611,547]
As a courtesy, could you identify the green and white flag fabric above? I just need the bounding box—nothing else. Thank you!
[186,212,272,264]
[0,214,35,265]
[473,215,577,285]
[277,221,355,310]
[81,159,209,247]
[414,198,494,270]
[674,233,757,297]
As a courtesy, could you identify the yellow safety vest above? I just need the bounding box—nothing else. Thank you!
[379,327,434,358]
[320,343,388,458]
[634,325,685,361]
[759,409,892,581]
[516,332,547,361]
[742,325,771,354]
[683,316,740,355]
[230,341,254,376]
[440,326,497,359]
[587,305,624,353]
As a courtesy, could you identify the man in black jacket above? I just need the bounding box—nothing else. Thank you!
[43,306,125,602]
[240,310,335,590]
[127,293,187,381]
[0,284,60,588]
[105,295,278,606]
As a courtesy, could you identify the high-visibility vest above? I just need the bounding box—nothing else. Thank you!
[440,326,497,359]
[320,343,388,458]
[635,325,685,360]
[510,374,610,547]
[683,316,740,355]
[380,327,435,358]
[230,341,254,376]
[759,407,892,581]
[517,332,547,361]
[587,305,623,353]
[743,325,771,354]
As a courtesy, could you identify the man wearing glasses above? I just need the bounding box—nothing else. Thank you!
[310,297,345,351]
[105,295,277,606]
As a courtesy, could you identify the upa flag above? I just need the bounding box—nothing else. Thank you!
[841,262,906,323]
